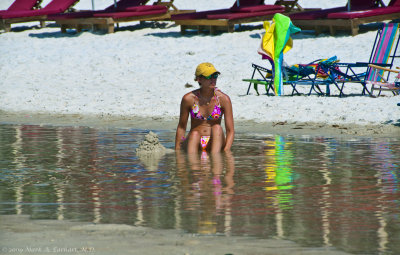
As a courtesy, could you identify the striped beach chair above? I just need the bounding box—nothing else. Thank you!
[366,23,400,82]
[336,23,400,96]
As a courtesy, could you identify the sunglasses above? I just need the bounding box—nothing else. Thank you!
[203,73,219,79]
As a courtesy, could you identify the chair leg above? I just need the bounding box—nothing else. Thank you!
[309,81,324,96]
[2,22,11,32]
[371,84,376,97]
[315,26,321,35]
[350,20,359,36]
[210,26,216,35]
[337,83,347,97]
[315,85,324,95]
[308,82,315,95]
[180,25,186,35]
[61,24,67,33]
[253,83,260,96]
[361,82,372,96]
[107,23,114,33]
[247,68,257,95]
[291,83,299,95]
[326,83,331,96]
[265,83,270,95]
[329,25,336,36]
[268,82,275,95]
[331,80,345,97]
[351,27,359,36]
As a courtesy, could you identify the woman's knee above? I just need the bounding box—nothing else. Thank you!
[211,124,223,136]
[186,131,201,153]
[189,130,201,140]
[210,125,225,152]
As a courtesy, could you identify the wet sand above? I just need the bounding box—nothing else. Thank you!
[0,111,399,138]
[0,215,351,255]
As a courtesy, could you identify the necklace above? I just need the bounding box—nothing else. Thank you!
[198,88,215,105]
[199,94,213,105]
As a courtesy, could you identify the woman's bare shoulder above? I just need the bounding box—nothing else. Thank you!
[215,89,231,102]
[182,89,198,102]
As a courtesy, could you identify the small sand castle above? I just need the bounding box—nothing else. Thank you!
[136,131,167,155]
[136,131,172,170]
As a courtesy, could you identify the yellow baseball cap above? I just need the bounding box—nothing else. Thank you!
[195,62,220,78]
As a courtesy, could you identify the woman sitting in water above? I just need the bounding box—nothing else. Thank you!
[175,63,234,153]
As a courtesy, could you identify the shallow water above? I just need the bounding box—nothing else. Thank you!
[0,124,399,254]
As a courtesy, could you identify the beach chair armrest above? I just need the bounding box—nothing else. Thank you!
[368,64,400,73]
[337,62,391,68]
[251,64,270,73]
[337,62,369,68]
[242,79,269,85]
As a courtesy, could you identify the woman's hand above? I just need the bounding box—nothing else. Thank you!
[221,94,234,151]
[175,94,191,150]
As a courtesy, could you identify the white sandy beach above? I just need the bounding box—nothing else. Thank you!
[0,0,399,133]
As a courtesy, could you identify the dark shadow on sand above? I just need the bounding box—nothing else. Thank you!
[384,119,400,127]
[146,23,265,38]
[2,24,44,33]
[28,21,175,38]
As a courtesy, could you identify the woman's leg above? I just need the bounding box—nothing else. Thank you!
[210,125,225,153]
[187,130,201,154]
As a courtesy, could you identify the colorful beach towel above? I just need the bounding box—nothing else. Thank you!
[259,13,301,95]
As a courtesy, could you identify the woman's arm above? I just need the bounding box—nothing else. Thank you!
[175,95,191,150]
[222,94,234,151]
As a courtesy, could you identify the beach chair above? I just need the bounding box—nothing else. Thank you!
[243,60,317,96]
[0,0,42,13]
[48,0,158,33]
[318,23,400,97]
[290,0,400,36]
[47,0,152,21]
[171,0,312,35]
[243,57,345,96]
[48,0,194,33]
[0,0,79,32]
[366,64,400,96]
[308,58,361,96]
[273,0,305,12]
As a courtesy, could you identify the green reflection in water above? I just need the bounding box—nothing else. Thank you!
[264,135,294,211]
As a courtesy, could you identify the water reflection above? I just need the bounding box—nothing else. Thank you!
[264,136,294,239]
[175,150,235,235]
[0,124,400,254]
